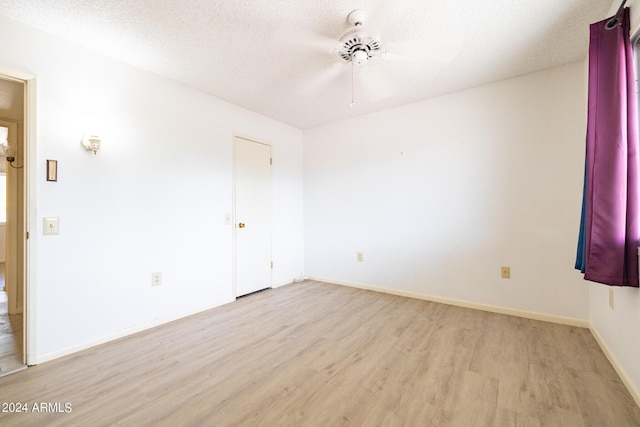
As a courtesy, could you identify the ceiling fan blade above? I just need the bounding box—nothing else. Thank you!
[358,64,396,102]
[297,62,345,96]
[385,33,465,64]
[272,25,341,55]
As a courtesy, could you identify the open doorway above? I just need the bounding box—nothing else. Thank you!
[0,76,26,375]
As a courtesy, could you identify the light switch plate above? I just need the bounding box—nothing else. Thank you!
[43,217,59,235]
[501,266,511,279]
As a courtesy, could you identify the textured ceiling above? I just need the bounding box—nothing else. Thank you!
[0,0,613,129]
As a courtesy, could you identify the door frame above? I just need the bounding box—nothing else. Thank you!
[0,66,37,366]
[0,119,19,315]
[232,133,273,298]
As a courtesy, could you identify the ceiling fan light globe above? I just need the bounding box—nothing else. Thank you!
[353,50,368,65]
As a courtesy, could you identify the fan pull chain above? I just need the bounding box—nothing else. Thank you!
[350,59,355,107]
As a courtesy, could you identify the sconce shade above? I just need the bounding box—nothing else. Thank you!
[82,134,102,155]
[2,142,15,162]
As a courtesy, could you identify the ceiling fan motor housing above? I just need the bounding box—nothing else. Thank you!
[338,26,382,64]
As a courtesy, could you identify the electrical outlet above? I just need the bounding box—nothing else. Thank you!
[357,252,364,262]
[609,287,614,309]
[501,266,510,279]
[152,272,162,287]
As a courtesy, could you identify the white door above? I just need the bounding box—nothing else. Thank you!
[234,136,272,297]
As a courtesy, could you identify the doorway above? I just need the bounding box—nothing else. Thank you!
[233,136,272,297]
[0,76,26,374]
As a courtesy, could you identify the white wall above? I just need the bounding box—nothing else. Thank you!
[590,285,640,400]
[304,61,588,322]
[0,15,304,361]
[585,0,640,405]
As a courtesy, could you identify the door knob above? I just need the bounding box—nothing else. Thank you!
[238,223,246,228]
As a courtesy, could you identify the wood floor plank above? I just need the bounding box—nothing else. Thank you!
[0,280,638,426]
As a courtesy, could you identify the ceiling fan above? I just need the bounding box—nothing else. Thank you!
[337,10,384,66]
[277,8,462,105]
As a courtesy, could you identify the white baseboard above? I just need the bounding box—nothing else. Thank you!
[589,323,640,408]
[308,276,589,328]
[34,297,235,365]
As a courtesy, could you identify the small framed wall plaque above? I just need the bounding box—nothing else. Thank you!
[47,160,58,182]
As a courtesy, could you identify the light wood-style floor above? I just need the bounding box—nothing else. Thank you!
[0,280,638,426]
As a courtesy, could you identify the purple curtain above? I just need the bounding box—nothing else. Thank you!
[576,7,639,287]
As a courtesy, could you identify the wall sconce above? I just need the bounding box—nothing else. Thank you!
[81,134,102,155]
[2,142,22,169]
